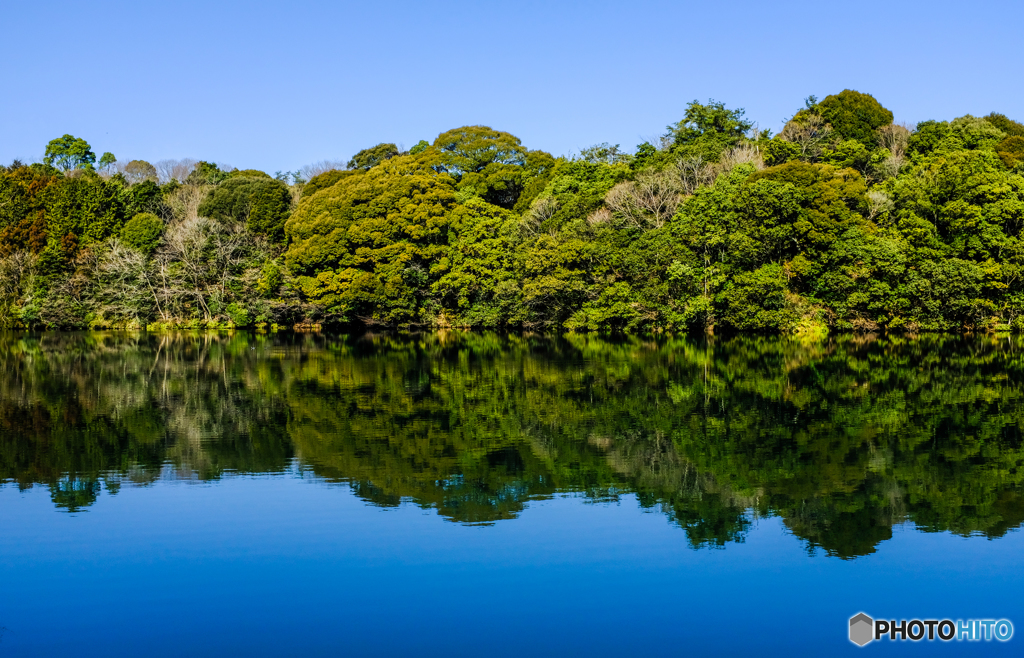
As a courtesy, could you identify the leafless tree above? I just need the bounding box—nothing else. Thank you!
[155,158,198,183]
[0,250,35,327]
[208,222,261,305]
[159,217,215,318]
[96,239,160,324]
[153,211,270,322]
[520,196,560,236]
[605,169,683,230]
[586,207,612,226]
[675,156,717,195]
[301,160,346,181]
[719,144,764,172]
[866,189,894,221]
[875,123,912,178]
[164,182,209,223]
[780,113,834,160]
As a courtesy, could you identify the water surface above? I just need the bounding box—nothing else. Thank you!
[1,332,1022,655]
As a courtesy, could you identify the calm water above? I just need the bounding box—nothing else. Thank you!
[1,331,1022,656]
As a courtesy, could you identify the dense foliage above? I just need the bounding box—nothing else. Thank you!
[3,89,1024,332]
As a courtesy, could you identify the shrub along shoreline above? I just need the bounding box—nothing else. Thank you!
[3,90,1024,334]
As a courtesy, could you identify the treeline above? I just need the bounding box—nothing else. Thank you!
[3,89,1024,332]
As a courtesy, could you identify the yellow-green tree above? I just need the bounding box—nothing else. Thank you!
[284,152,458,324]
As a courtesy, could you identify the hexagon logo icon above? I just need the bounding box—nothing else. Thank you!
[850,613,874,647]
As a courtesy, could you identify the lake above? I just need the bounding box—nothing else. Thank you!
[1,331,1022,656]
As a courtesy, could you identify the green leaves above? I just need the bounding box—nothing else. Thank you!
[284,152,459,324]
[120,212,164,255]
[815,89,893,146]
[8,97,1024,334]
[198,175,292,242]
[718,263,791,330]
[667,99,753,148]
[346,143,399,171]
[433,126,527,174]
[432,127,539,209]
[43,134,97,172]
[996,136,1024,169]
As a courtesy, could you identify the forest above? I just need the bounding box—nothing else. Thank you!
[3,89,1024,333]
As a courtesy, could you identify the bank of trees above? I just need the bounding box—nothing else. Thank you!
[3,89,1024,332]
[0,154,299,329]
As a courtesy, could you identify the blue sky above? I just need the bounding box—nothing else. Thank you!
[4,0,1021,174]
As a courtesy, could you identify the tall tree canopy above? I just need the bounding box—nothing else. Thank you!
[815,89,894,145]
[198,174,292,241]
[44,134,97,171]
[667,100,754,147]
[284,151,458,324]
[431,126,539,209]
[347,143,399,171]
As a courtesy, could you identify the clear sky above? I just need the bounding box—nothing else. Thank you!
[4,0,1021,174]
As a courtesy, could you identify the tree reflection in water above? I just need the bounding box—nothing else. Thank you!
[1,330,1023,558]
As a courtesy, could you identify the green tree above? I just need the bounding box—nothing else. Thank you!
[43,134,97,172]
[907,120,951,157]
[667,99,753,148]
[41,176,128,249]
[984,112,1024,137]
[997,136,1024,169]
[815,89,894,146]
[432,197,519,326]
[185,161,229,186]
[198,175,292,241]
[301,169,360,199]
[98,152,116,173]
[120,212,164,254]
[347,143,399,171]
[433,126,527,174]
[227,169,272,180]
[431,126,535,209]
[284,152,458,323]
[888,148,1024,329]
[579,143,631,165]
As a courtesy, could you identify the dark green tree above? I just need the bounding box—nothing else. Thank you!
[667,100,753,147]
[97,152,116,173]
[347,143,399,171]
[198,175,292,241]
[43,134,97,172]
[984,112,1024,137]
[815,89,894,145]
[185,161,229,186]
